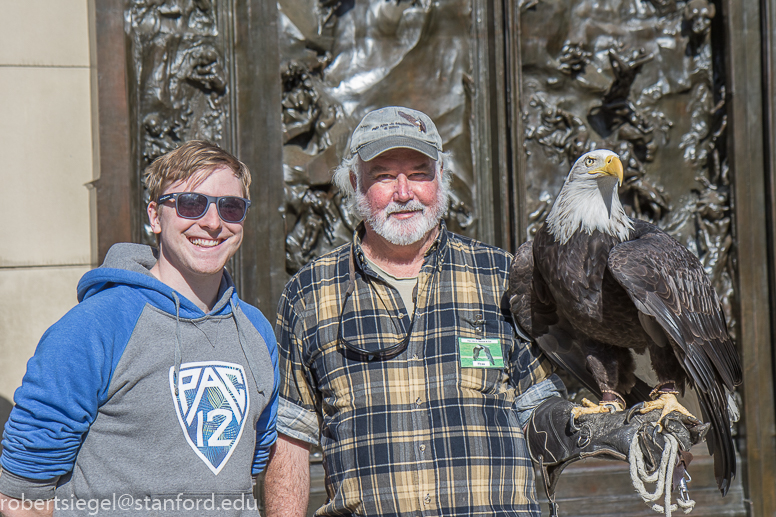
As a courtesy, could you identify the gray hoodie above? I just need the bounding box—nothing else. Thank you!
[0,243,278,515]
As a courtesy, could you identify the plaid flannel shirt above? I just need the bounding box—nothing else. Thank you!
[275,223,559,516]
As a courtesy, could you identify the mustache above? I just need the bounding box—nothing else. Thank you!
[384,199,426,215]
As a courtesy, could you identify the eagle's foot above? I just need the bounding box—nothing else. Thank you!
[637,393,701,432]
[569,398,624,431]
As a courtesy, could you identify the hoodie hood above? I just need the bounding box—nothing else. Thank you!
[77,242,260,403]
[77,243,235,319]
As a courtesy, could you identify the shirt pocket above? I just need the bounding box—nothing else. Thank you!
[458,367,511,395]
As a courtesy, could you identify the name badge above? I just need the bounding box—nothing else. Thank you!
[458,338,504,368]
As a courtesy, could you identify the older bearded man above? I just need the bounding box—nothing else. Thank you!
[263,107,565,517]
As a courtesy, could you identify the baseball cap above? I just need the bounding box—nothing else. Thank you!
[349,106,442,162]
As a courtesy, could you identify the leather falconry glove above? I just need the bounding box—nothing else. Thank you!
[525,397,709,514]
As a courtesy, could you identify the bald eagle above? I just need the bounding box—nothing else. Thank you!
[509,149,742,495]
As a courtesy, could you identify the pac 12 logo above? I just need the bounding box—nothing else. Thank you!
[170,361,250,475]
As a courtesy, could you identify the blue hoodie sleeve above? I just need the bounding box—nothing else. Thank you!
[240,304,279,475]
[0,288,142,499]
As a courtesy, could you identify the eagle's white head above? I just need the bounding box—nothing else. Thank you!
[545,149,633,244]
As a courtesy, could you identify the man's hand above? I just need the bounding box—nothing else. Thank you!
[0,493,53,517]
[263,434,313,517]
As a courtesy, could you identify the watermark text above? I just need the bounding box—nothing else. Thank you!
[0,492,258,515]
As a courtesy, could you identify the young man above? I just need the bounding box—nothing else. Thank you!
[263,107,565,516]
[0,141,277,516]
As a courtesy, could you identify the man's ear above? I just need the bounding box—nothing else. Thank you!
[349,171,358,191]
[147,202,162,235]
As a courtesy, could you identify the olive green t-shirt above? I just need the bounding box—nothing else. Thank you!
[365,257,418,317]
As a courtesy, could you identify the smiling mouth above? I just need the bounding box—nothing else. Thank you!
[189,237,223,248]
[388,209,422,217]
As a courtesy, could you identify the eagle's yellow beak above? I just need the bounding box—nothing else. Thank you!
[598,155,624,186]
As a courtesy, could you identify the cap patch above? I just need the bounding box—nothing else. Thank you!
[398,110,427,133]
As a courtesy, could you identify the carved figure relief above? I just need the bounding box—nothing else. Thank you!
[519,0,733,338]
[278,0,476,274]
[125,0,231,244]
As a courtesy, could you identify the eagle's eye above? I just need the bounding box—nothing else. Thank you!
[584,156,596,167]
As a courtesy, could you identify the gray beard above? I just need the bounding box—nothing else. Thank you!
[355,190,449,246]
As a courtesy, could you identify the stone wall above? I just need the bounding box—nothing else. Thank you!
[0,0,94,411]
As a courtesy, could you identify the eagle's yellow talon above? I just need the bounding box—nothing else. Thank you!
[639,393,698,429]
[571,399,624,420]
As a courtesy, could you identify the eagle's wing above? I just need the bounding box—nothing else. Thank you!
[607,222,742,494]
[508,240,652,405]
[508,240,557,340]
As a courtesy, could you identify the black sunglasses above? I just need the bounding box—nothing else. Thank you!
[157,193,251,223]
[337,246,416,359]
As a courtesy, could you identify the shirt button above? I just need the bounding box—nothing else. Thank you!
[415,397,422,407]
[424,494,431,505]
[419,444,426,452]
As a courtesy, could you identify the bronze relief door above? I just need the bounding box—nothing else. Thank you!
[91,0,774,514]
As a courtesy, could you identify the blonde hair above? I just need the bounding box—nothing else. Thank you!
[143,141,251,201]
